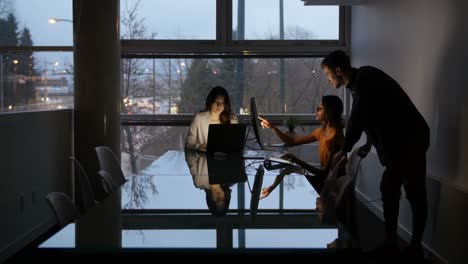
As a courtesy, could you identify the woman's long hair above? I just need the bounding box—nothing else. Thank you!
[321,95,344,129]
[202,86,234,124]
[321,95,345,171]
[205,185,232,217]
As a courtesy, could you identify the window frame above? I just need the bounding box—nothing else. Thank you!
[121,1,350,55]
[119,1,351,124]
[0,1,351,118]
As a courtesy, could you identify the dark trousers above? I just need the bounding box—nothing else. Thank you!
[380,151,427,245]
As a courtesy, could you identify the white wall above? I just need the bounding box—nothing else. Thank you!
[0,110,72,262]
[351,0,468,262]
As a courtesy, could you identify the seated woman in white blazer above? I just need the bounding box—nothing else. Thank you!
[184,150,233,217]
[185,86,238,151]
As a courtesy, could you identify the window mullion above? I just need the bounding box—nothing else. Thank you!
[217,0,232,48]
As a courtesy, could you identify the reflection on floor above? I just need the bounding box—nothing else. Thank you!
[9,198,441,263]
[7,150,444,263]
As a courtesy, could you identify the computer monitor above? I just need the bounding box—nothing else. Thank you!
[250,165,264,222]
[250,97,264,150]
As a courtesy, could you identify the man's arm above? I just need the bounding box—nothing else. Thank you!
[342,74,371,153]
[343,96,367,152]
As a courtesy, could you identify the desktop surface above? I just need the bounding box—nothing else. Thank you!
[37,150,338,252]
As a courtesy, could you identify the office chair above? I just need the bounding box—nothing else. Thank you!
[326,148,361,208]
[97,169,118,194]
[346,148,362,182]
[95,146,127,187]
[333,149,362,247]
[46,192,79,228]
[69,156,97,213]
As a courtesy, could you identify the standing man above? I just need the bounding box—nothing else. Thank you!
[321,50,429,257]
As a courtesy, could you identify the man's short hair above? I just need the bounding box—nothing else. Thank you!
[321,50,351,71]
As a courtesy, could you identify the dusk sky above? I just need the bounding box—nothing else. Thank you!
[14,0,338,46]
[9,0,337,74]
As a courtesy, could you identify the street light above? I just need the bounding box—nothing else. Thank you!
[48,18,73,24]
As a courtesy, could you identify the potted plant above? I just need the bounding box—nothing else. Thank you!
[285,116,301,133]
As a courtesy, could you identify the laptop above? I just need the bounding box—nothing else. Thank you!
[207,153,247,184]
[206,124,246,154]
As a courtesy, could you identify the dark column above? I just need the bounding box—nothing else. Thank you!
[279,0,285,113]
[73,0,121,249]
[216,222,233,249]
[235,0,245,113]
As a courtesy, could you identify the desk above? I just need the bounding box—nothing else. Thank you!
[38,150,338,251]
[121,150,326,211]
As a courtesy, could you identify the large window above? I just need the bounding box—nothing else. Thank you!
[0,0,348,112]
[0,0,73,112]
[233,0,339,40]
[119,0,350,181]
[0,0,73,47]
[120,0,347,54]
[0,51,73,112]
[121,0,216,40]
[120,57,342,115]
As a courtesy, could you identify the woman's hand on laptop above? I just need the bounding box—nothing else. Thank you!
[258,116,272,129]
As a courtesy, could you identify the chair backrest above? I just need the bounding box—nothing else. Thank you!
[46,192,79,227]
[335,149,362,219]
[327,155,348,181]
[69,157,97,213]
[98,169,118,194]
[95,146,126,187]
[346,148,362,182]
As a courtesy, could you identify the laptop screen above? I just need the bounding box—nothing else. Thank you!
[206,124,246,154]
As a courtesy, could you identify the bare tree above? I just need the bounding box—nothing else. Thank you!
[120,0,159,208]
[285,25,316,40]
[121,0,157,175]
[159,58,189,113]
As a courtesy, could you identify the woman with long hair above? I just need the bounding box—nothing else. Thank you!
[259,95,344,198]
[185,86,237,151]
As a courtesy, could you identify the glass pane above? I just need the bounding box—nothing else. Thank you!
[0,51,73,112]
[120,0,216,40]
[0,0,72,46]
[234,229,338,248]
[233,0,339,40]
[121,58,343,115]
[40,225,218,248]
[123,230,216,248]
[120,125,323,210]
[121,126,188,175]
[121,166,241,210]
